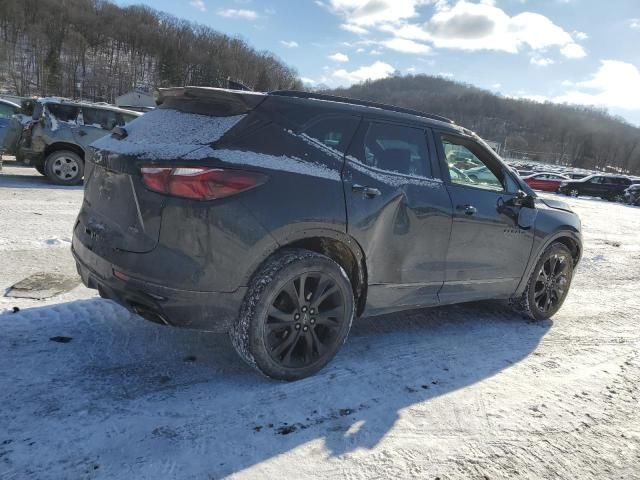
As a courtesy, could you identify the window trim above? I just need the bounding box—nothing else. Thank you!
[346,118,438,180]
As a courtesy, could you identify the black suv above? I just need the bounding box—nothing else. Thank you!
[557,174,632,201]
[72,88,582,380]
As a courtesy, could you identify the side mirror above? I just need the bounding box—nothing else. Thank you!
[511,190,534,208]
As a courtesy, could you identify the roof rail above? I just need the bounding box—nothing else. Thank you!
[269,90,455,124]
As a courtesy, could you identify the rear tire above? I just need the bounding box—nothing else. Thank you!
[230,249,355,381]
[514,243,574,321]
[44,150,84,185]
[569,188,579,198]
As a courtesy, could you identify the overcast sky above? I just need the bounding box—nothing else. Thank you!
[115,0,640,125]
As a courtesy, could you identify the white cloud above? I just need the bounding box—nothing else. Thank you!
[554,60,640,110]
[333,61,396,84]
[340,23,369,34]
[438,72,454,78]
[530,56,554,67]
[329,52,350,62]
[629,18,640,30]
[331,0,586,60]
[324,0,430,26]
[189,0,206,12]
[573,30,588,40]
[217,9,258,20]
[281,40,299,48]
[425,2,574,53]
[300,77,317,85]
[369,49,383,55]
[492,83,502,89]
[560,43,586,58]
[382,38,431,54]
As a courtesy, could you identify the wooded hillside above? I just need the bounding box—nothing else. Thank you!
[328,75,640,174]
[0,0,302,103]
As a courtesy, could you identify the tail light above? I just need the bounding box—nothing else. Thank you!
[140,167,267,200]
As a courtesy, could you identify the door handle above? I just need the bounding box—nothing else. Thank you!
[352,184,381,198]
[457,204,477,215]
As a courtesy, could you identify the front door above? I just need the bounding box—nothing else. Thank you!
[434,132,535,303]
[343,120,453,315]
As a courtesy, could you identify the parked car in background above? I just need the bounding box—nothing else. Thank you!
[0,98,20,154]
[624,184,640,206]
[558,174,632,202]
[72,87,582,380]
[522,172,570,192]
[3,98,140,185]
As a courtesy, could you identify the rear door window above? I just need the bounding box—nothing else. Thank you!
[300,115,360,154]
[82,107,119,130]
[348,121,432,178]
[46,104,79,122]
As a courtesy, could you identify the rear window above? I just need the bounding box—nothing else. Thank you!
[91,107,246,159]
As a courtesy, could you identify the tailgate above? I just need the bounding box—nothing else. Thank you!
[77,150,165,253]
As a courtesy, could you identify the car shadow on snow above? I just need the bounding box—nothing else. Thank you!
[1,298,551,477]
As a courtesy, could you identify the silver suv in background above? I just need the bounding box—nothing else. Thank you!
[3,98,140,185]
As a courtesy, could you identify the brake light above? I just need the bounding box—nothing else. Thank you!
[140,167,267,200]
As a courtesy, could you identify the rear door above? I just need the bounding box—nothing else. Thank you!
[434,131,535,303]
[343,119,453,314]
[582,176,605,196]
[76,107,119,147]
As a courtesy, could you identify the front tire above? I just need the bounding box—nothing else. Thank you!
[44,150,84,185]
[569,188,579,198]
[515,243,574,321]
[230,249,355,381]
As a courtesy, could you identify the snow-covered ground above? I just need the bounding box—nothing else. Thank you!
[0,164,638,479]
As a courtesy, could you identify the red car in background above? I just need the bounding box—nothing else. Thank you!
[522,172,570,192]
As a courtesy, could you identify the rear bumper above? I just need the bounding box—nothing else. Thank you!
[72,237,246,333]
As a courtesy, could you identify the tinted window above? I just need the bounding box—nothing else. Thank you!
[589,177,604,184]
[351,122,431,177]
[83,107,119,130]
[47,104,79,122]
[440,135,503,191]
[301,116,359,153]
[0,103,17,118]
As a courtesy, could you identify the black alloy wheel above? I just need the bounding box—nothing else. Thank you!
[264,272,346,368]
[532,252,571,315]
[231,249,355,381]
[517,242,574,320]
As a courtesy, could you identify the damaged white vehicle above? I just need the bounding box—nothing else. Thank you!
[3,98,140,185]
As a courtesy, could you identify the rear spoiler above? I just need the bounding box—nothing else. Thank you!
[158,87,267,116]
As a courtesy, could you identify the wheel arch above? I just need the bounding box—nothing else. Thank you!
[513,229,582,299]
[250,228,368,316]
[44,142,85,162]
